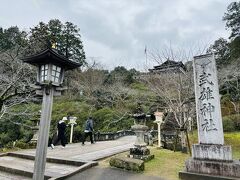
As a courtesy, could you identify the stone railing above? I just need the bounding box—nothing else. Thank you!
[94,130,135,141]
[93,130,181,151]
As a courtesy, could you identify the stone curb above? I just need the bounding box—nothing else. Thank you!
[50,162,98,180]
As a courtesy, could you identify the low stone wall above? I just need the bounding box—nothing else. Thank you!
[94,130,135,141]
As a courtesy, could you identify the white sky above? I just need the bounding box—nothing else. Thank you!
[0,0,233,71]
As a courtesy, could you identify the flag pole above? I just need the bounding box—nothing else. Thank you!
[144,45,147,66]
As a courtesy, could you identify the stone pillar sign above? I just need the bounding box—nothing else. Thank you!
[179,54,240,179]
[194,54,223,145]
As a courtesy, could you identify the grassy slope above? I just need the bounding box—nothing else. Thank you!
[99,131,240,180]
[144,148,189,180]
[144,131,240,180]
[225,132,240,159]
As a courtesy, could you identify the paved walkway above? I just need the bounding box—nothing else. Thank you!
[66,166,164,180]
[0,136,136,179]
[14,136,136,161]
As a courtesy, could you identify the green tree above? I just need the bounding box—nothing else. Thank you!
[27,19,86,64]
[223,1,240,39]
[207,38,230,68]
[109,66,138,85]
[223,2,240,60]
[229,37,240,59]
[0,26,28,51]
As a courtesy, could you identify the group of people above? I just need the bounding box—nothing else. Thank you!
[50,116,94,149]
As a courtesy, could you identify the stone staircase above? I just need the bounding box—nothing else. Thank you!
[0,136,135,179]
[0,152,97,179]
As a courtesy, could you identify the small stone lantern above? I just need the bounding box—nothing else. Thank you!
[22,48,81,180]
[154,111,164,148]
[30,110,41,144]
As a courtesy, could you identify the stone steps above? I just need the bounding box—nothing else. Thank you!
[0,136,135,179]
[0,153,97,179]
[0,170,31,180]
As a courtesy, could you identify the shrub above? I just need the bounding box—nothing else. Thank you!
[72,125,83,143]
[229,114,240,130]
[15,140,30,149]
[223,116,236,132]
[0,133,12,145]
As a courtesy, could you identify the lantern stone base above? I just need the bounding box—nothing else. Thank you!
[130,147,150,155]
[129,147,154,161]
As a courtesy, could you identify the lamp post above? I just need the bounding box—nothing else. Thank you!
[68,117,77,143]
[22,48,81,180]
[154,111,164,148]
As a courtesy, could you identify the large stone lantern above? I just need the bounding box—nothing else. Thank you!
[22,48,81,180]
[130,103,154,161]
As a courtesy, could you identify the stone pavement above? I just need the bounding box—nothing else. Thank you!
[14,136,136,161]
[66,166,165,180]
[0,136,136,179]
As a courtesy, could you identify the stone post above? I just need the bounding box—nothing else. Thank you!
[154,111,164,148]
[68,117,77,144]
[70,124,74,143]
[157,123,161,147]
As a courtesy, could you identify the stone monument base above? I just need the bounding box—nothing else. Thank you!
[180,158,240,179]
[179,171,239,180]
[129,147,154,161]
[179,144,240,179]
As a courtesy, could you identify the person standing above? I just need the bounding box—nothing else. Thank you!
[51,117,67,149]
[82,116,94,145]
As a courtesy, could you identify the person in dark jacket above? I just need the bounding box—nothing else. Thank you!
[51,117,67,149]
[82,117,94,145]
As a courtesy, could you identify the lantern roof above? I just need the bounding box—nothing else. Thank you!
[21,48,82,70]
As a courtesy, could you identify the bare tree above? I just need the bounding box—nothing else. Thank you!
[142,48,197,151]
[218,58,240,115]
[0,47,35,121]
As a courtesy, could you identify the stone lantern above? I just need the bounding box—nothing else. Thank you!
[130,103,154,161]
[154,111,164,148]
[30,110,41,144]
[22,48,81,180]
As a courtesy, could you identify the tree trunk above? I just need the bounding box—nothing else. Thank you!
[0,99,3,113]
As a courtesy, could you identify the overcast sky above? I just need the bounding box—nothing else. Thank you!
[0,0,233,71]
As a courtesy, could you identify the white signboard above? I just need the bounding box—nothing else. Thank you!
[193,54,224,145]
